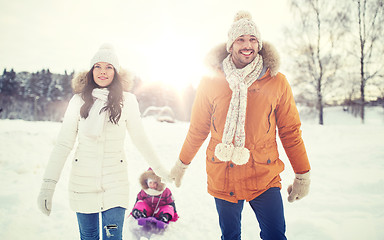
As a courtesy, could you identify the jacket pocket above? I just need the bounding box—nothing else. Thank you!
[69,159,101,193]
[252,141,279,164]
[250,141,284,189]
[206,147,229,192]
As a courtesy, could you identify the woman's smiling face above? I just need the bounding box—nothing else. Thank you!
[92,62,115,87]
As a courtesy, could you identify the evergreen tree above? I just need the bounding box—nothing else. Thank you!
[0,68,17,95]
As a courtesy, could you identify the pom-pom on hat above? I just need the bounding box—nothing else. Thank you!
[226,11,262,53]
[90,43,120,73]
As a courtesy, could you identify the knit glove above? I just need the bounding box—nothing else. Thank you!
[37,179,57,216]
[287,171,310,203]
[170,159,189,187]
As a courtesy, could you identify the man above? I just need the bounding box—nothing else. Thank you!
[170,11,311,240]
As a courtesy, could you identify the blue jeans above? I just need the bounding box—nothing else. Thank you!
[215,187,287,240]
[76,207,126,240]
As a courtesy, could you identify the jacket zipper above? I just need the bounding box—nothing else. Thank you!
[267,105,272,133]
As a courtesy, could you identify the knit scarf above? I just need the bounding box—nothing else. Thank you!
[215,53,263,165]
[82,88,109,138]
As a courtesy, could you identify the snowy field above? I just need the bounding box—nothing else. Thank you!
[0,106,383,240]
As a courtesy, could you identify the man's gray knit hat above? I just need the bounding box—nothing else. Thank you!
[90,43,120,73]
[226,11,262,53]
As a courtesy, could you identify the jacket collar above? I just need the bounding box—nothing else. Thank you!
[71,68,134,93]
[204,41,281,77]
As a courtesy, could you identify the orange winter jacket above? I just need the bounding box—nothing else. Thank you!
[179,42,310,203]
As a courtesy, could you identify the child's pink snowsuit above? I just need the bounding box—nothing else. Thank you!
[133,188,178,221]
[131,168,179,222]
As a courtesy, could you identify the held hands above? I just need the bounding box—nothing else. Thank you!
[170,159,189,187]
[287,171,311,203]
[151,166,173,184]
[37,179,57,216]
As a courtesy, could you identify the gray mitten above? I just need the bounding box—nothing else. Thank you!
[287,171,310,203]
[37,179,57,216]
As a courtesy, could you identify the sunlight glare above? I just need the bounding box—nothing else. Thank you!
[140,30,205,91]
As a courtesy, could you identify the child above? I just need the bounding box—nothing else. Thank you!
[131,168,179,223]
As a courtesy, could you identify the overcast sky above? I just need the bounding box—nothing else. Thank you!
[0,0,292,88]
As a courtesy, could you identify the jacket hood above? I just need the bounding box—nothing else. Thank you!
[204,41,281,77]
[71,68,134,93]
[139,168,166,192]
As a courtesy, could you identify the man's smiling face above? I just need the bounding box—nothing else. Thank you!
[229,35,259,69]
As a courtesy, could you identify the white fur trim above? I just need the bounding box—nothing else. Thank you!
[231,147,250,165]
[143,188,163,196]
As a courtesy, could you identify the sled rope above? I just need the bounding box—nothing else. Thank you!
[152,191,163,217]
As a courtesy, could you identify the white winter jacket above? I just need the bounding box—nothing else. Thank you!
[43,92,163,213]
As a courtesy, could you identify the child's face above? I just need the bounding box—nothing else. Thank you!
[148,181,158,190]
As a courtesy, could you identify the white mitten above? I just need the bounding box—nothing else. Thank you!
[170,159,189,187]
[37,179,57,216]
[287,171,310,203]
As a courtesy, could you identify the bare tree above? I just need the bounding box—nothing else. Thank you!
[350,0,383,123]
[284,0,349,124]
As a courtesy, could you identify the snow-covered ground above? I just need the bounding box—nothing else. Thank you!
[0,106,383,240]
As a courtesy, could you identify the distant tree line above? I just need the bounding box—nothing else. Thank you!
[0,68,196,122]
[0,68,73,121]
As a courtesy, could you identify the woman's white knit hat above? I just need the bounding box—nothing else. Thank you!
[90,43,120,73]
[226,11,262,53]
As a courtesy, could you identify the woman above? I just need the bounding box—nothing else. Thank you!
[37,43,170,240]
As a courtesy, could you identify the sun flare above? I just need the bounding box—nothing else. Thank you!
[136,31,207,91]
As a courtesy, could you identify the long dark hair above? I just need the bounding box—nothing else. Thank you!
[80,67,123,124]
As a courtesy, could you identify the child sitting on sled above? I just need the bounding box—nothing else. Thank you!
[131,168,179,223]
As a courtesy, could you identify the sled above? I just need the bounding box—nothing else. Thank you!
[137,217,168,229]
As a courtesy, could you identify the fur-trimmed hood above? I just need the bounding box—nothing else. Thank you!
[71,68,134,93]
[139,168,166,194]
[204,41,281,77]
